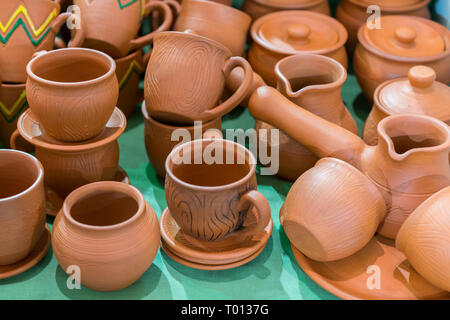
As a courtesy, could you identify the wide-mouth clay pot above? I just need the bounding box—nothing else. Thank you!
[249,10,348,86]
[242,0,330,21]
[397,186,450,292]
[353,15,450,100]
[11,108,126,198]
[0,150,46,265]
[173,0,251,57]
[336,0,431,56]
[52,181,160,292]
[0,83,27,148]
[249,86,450,239]
[364,65,450,146]
[0,0,85,83]
[26,48,119,142]
[142,101,222,178]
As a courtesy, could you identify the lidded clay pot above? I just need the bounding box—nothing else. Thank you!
[396,186,450,292]
[353,15,450,100]
[364,65,450,146]
[242,0,330,21]
[336,0,431,55]
[52,181,160,291]
[249,10,348,86]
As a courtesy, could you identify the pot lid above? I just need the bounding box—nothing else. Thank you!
[251,11,347,55]
[378,66,450,121]
[360,16,446,58]
[17,108,126,152]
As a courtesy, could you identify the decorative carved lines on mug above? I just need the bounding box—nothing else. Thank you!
[0,90,27,123]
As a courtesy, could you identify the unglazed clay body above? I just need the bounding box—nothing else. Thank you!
[242,0,330,20]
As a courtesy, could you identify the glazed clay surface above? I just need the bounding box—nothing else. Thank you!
[0,83,27,148]
[242,0,330,20]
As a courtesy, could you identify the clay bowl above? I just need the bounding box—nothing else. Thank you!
[396,186,450,292]
[242,0,330,21]
[26,48,118,142]
[52,181,160,292]
[0,83,28,148]
[280,158,386,262]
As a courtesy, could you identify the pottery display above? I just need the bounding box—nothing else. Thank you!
[0,0,85,83]
[242,0,330,21]
[248,10,348,86]
[336,0,431,55]
[249,87,450,239]
[74,0,173,58]
[26,48,118,142]
[52,181,160,291]
[353,16,450,100]
[280,158,386,262]
[144,31,252,124]
[364,65,450,145]
[142,101,222,177]
[173,0,251,56]
[0,150,46,266]
[396,186,450,292]
[0,83,27,148]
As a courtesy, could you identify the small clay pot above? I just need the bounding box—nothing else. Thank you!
[353,16,450,100]
[336,0,431,56]
[74,0,173,58]
[0,0,85,83]
[52,181,160,292]
[281,158,386,262]
[396,186,450,292]
[142,102,222,177]
[174,0,251,57]
[0,150,46,265]
[248,11,348,86]
[165,138,271,241]
[26,48,119,142]
[0,83,27,148]
[242,0,330,21]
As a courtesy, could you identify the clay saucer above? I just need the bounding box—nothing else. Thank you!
[0,225,51,280]
[291,234,450,300]
[160,207,273,266]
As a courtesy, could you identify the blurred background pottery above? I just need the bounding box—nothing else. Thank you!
[242,0,330,21]
[0,83,27,148]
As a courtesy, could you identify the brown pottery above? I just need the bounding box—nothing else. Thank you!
[242,0,330,21]
[52,182,160,291]
[248,11,348,86]
[249,87,450,239]
[0,83,27,148]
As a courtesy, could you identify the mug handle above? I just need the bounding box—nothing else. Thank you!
[234,190,271,239]
[10,129,35,153]
[51,12,86,48]
[151,0,181,31]
[201,57,253,121]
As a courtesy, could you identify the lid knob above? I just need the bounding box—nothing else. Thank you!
[394,26,416,44]
[408,66,436,89]
[287,23,311,42]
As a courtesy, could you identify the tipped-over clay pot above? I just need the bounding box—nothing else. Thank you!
[52,181,160,291]
[396,186,450,292]
[242,0,330,20]
[0,83,27,148]
[281,158,386,262]
[249,87,450,239]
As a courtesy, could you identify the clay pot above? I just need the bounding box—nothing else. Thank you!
[248,11,348,86]
[165,138,271,241]
[26,48,118,142]
[0,0,85,83]
[242,0,330,21]
[11,108,126,198]
[0,150,46,265]
[397,186,450,292]
[142,101,222,177]
[364,66,450,146]
[353,16,450,100]
[281,158,386,262]
[74,0,173,58]
[52,181,160,291]
[116,50,145,118]
[336,0,431,56]
[249,87,450,239]
[0,83,27,148]
[173,0,251,56]
[144,31,252,124]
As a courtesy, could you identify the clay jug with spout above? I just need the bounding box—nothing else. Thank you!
[249,86,450,239]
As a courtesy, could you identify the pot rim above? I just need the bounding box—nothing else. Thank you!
[346,0,431,12]
[181,0,251,24]
[0,150,44,203]
[62,181,146,231]
[248,0,326,9]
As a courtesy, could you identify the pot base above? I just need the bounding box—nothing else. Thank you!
[0,225,51,280]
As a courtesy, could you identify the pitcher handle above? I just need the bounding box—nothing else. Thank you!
[51,12,86,48]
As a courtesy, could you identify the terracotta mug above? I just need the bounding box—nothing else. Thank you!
[0,150,46,265]
[0,83,27,148]
[26,48,119,142]
[165,138,271,242]
[144,31,253,124]
[74,0,173,58]
[0,0,85,83]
